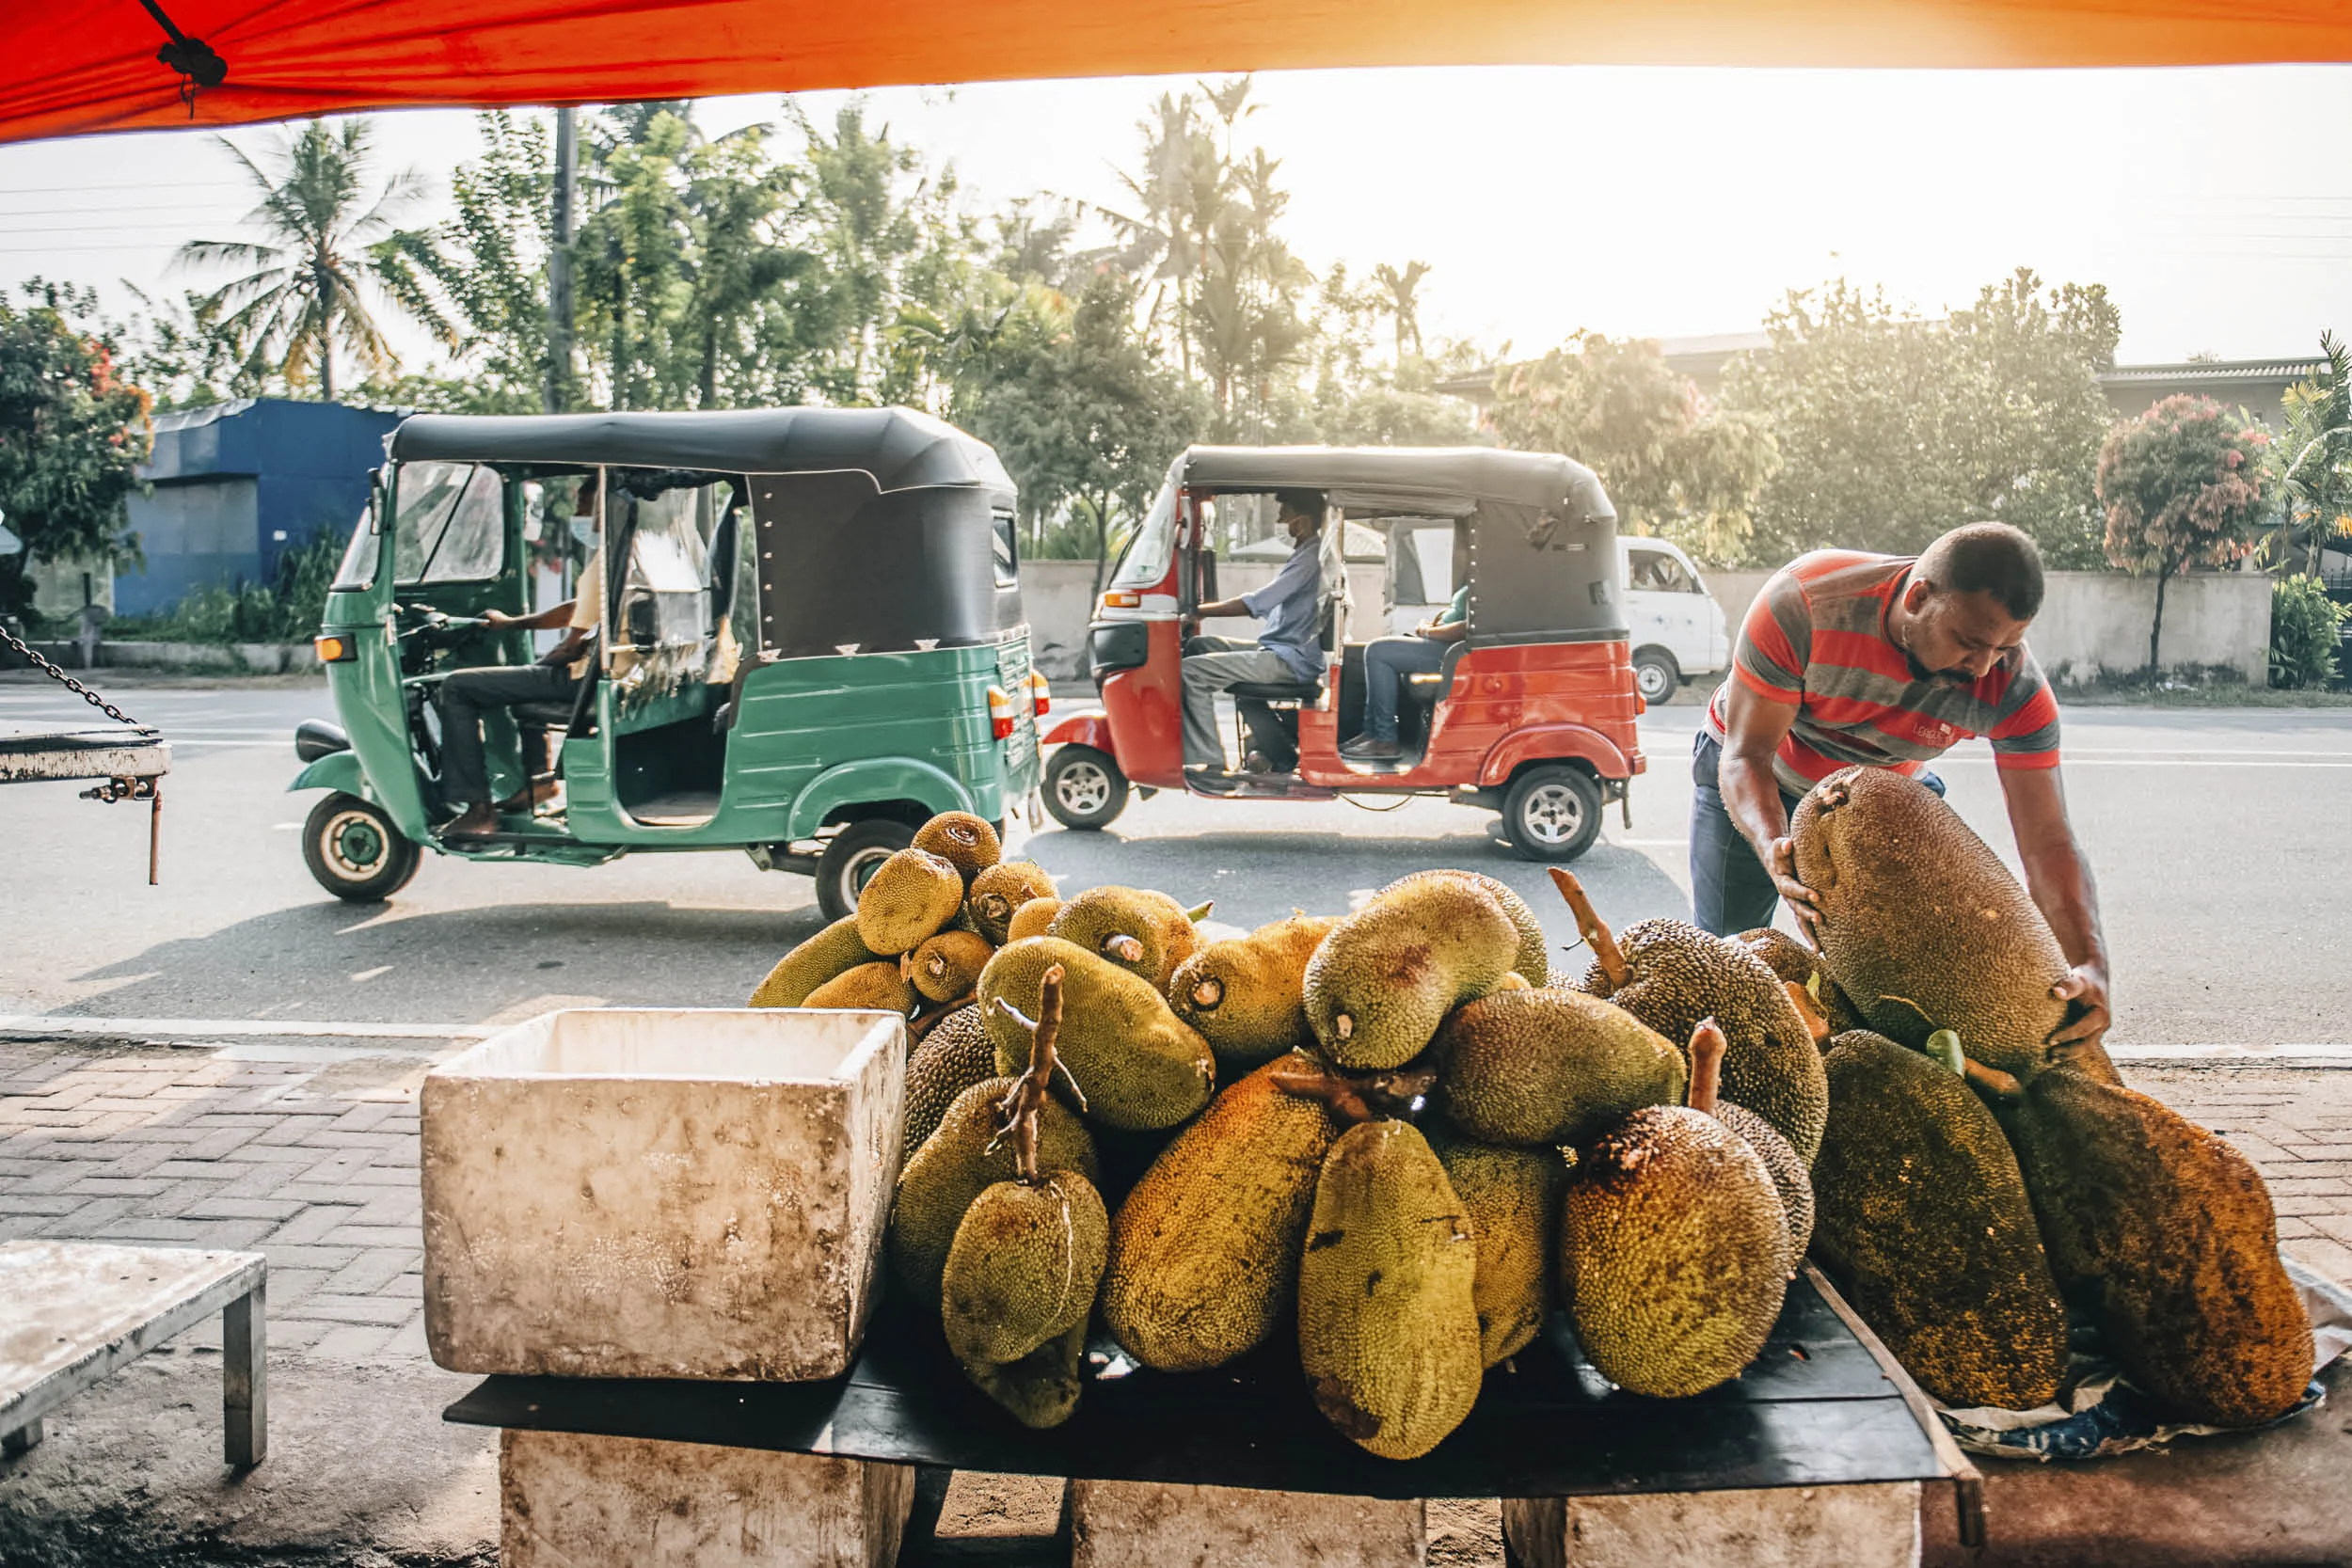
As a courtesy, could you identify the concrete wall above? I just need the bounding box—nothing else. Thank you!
[1025,558,2273,689]
[1697,567,2270,686]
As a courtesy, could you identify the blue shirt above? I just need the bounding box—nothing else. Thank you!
[1241,538,1324,681]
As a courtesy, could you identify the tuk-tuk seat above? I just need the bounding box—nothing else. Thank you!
[1226,676,1323,704]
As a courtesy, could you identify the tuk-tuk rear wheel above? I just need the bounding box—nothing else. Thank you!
[1502,765,1604,863]
[301,791,421,902]
[1042,744,1129,831]
[815,817,917,923]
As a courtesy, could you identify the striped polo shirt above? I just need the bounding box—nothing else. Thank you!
[1703,550,2061,797]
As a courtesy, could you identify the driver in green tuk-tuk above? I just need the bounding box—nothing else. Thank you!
[439,472,601,839]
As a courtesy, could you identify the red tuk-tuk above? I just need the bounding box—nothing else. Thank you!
[1039,447,1645,860]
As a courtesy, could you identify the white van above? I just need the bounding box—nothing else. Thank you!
[1380,523,1728,703]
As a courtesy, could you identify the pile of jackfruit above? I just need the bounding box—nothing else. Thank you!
[755,777,2315,1456]
[754,812,1836,1458]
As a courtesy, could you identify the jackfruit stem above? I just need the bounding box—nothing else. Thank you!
[1548,868,1628,988]
[997,963,1069,1184]
[909,991,977,1042]
[1784,980,1829,1044]
[1186,900,1216,923]
[1268,1060,1377,1125]
[1960,1055,2025,1103]
[1687,1017,1726,1116]
[1102,933,1147,964]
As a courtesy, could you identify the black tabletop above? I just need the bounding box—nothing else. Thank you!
[445,1274,1947,1501]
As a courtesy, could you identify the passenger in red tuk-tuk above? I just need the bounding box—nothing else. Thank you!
[1180,488,1326,775]
[1345,558,1470,763]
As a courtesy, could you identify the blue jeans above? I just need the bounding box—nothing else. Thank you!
[1687,732,1943,937]
[1360,636,1445,742]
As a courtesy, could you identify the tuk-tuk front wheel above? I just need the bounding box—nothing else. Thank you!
[1042,745,1129,831]
[302,792,421,902]
[816,817,916,922]
[1502,765,1604,863]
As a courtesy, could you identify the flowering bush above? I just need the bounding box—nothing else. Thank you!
[2096,395,2274,679]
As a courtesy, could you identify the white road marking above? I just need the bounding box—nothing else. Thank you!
[0,1013,492,1040]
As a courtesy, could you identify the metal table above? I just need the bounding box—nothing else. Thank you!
[447,1269,1966,1562]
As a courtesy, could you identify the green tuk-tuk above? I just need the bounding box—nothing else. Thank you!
[288,407,1044,919]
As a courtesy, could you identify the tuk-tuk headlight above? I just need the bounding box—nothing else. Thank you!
[1027,670,1050,717]
[314,633,356,663]
[987,685,1016,740]
[1101,591,1141,610]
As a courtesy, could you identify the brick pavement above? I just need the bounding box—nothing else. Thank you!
[0,1043,2346,1373]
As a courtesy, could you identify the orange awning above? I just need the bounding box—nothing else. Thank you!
[13,0,2352,147]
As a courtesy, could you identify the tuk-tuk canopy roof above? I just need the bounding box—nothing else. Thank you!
[1176,446,1613,524]
[389,407,1012,493]
[13,1,2352,146]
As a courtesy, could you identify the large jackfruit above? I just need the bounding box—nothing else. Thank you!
[914,811,1002,889]
[941,1170,1108,1365]
[1788,767,2119,1085]
[1102,1053,1341,1371]
[1579,917,1827,1164]
[1381,870,1549,987]
[1559,1105,1788,1399]
[1715,1101,1813,1262]
[1985,1063,2312,1427]
[1811,1030,2067,1410]
[968,862,1058,944]
[1432,1134,1565,1368]
[749,917,880,1008]
[887,1076,1098,1310]
[910,930,994,1004]
[978,938,1216,1130]
[1297,1120,1483,1460]
[962,1318,1087,1430]
[1435,988,1684,1147]
[803,959,915,1013]
[1168,914,1340,1073]
[904,1006,999,1155]
[1006,896,1062,943]
[1048,886,1202,992]
[857,847,966,955]
[1306,878,1519,1070]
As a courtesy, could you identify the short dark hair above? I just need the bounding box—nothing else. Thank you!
[1275,489,1324,521]
[1918,522,2043,621]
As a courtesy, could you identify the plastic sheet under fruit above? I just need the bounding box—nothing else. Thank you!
[1936,1256,2352,1461]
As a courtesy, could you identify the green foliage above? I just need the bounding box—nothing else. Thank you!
[0,281,151,621]
[177,120,433,401]
[1488,334,1776,563]
[2096,394,2273,676]
[2267,575,2347,690]
[1721,269,2120,568]
[110,530,346,644]
[2275,333,2352,574]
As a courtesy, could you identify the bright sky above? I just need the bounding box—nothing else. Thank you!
[4,64,2350,376]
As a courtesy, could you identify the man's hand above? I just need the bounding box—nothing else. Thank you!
[481,609,518,627]
[2049,963,2111,1050]
[1768,837,1823,941]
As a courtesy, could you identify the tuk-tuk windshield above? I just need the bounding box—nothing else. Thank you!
[330,500,378,592]
[392,462,505,587]
[1107,480,1179,593]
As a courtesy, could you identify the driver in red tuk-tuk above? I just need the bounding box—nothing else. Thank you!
[1181,489,1326,776]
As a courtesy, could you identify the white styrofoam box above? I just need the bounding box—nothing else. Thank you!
[421,1006,905,1381]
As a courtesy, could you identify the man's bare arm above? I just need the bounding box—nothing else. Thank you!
[1719,679,1820,934]
[1999,765,2112,1048]
[484,600,578,632]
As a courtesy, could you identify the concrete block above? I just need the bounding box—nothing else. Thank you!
[421,1007,904,1381]
[501,1428,913,1568]
[1504,1482,1922,1568]
[1070,1478,1427,1567]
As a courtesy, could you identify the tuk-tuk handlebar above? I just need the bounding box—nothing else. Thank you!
[391,604,486,640]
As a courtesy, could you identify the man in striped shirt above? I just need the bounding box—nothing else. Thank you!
[1693,522,2110,1049]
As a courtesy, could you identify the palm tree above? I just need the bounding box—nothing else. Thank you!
[178,119,430,401]
[1370,261,1431,363]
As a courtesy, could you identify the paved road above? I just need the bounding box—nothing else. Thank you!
[3,677,2351,1045]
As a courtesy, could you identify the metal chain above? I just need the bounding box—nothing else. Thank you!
[0,621,144,728]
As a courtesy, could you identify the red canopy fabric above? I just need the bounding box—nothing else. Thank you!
[14,0,2352,146]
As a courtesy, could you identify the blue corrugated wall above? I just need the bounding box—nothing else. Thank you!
[117,399,403,616]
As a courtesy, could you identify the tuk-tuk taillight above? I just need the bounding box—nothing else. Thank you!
[314,633,356,663]
[988,685,1015,740]
[1027,671,1050,716]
